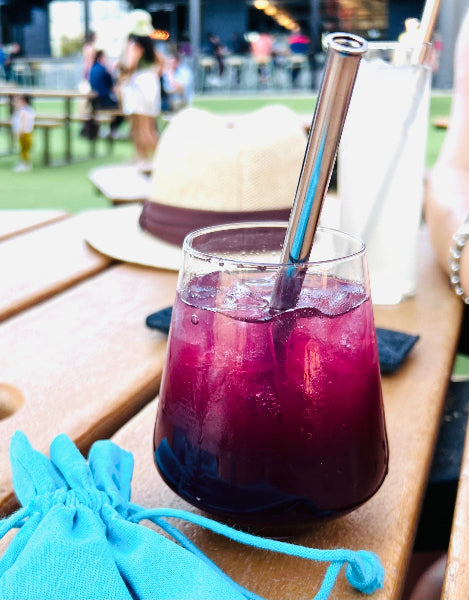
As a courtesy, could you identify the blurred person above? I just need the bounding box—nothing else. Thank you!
[178,37,192,58]
[425,10,469,307]
[78,32,97,115]
[11,94,35,172]
[119,10,163,172]
[207,32,226,78]
[393,18,421,66]
[89,49,124,137]
[82,32,97,82]
[429,31,443,74]
[161,53,194,112]
[228,32,251,87]
[288,29,310,54]
[250,29,274,85]
[0,45,6,79]
[3,42,21,81]
[394,19,441,73]
[288,29,310,87]
[251,30,274,59]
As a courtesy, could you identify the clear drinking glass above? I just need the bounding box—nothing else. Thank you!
[338,42,432,304]
[153,222,389,535]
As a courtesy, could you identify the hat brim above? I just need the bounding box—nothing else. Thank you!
[83,205,183,271]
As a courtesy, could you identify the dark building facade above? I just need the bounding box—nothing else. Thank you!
[6,0,465,90]
[0,1,50,53]
[0,0,425,53]
[146,0,431,46]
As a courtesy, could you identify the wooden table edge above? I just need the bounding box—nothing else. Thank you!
[441,393,469,599]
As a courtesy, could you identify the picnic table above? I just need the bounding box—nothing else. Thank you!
[0,208,463,599]
[0,86,116,165]
[88,164,150,204]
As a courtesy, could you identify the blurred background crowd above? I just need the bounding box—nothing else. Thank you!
[0,0,463,95]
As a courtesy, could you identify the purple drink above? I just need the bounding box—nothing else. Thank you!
[154,264,388,531]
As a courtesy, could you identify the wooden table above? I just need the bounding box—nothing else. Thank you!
[0,209,67,241]
[441,401,469,599]
[0,86,96,163]
[0,209,177,514]
[0,209,463,599]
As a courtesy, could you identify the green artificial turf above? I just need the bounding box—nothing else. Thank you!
[0,93,453,214]
[453,353,469,380]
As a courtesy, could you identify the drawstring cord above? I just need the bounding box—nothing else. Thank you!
[130,506,384,600]
[0,507,29,539]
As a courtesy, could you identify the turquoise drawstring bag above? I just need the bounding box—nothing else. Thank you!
[0,431,385,600]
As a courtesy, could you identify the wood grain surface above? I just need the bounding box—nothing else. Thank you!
[0,210,179,515]
[0,212,113,322]
[0,209,68,241]
[0,262,177,514]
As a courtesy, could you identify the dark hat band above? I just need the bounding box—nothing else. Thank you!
[138,200,291,245]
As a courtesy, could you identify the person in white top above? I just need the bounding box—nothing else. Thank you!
[424,8,469,306]
[118,10,163,173]
[11,94,35,172]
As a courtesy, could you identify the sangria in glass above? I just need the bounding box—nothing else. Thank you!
[153,222,388,534]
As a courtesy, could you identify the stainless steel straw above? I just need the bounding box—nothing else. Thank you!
[270,33,368,311]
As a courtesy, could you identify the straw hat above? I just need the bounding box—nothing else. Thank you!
[84,105,308,271]
[126,9,155,37]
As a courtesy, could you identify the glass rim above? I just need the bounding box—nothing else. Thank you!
[182,221,366,268]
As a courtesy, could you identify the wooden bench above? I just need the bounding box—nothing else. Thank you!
[72,110,127,155]
[0,107,124,164]
[36,118,65,165]
[71,111,123,128]
[0,117,14,156]
[432,115,450,129]
[0,116,63,166]
[88,164,150,205]
[72,113,111,157]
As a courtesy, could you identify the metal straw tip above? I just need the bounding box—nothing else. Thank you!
[324,32,368,55]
